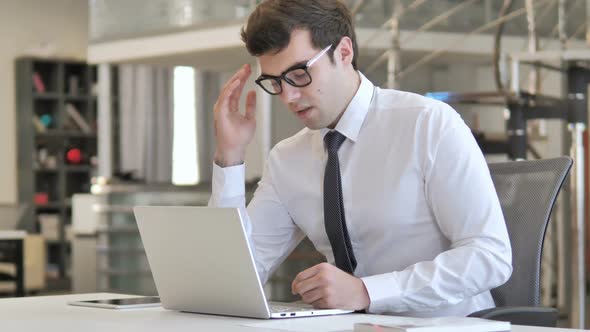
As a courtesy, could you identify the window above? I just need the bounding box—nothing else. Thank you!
[172,66,199,185]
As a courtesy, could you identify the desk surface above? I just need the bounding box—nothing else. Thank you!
[0,293,585,332]
[0,230,26,239]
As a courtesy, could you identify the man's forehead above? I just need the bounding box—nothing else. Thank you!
[257,29,319,76]
[257,45,317,76]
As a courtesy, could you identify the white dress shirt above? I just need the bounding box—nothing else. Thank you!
[209,72,512,317]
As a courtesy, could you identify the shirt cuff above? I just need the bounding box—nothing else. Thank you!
[212,162,245,199]
[361,273,403,313]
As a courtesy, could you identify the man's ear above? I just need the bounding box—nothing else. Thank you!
[335,36,354,67]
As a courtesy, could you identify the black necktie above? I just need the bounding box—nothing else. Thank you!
[323,131,357,274]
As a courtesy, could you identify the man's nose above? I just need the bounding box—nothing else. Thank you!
[280,82,301,104]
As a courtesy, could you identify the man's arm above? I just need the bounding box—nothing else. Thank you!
[360,107,513,313]
[292,106,512,313]
[209,156,305,284]
[209,63,304,284]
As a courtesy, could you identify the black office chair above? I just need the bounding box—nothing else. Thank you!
[469,156,573,327]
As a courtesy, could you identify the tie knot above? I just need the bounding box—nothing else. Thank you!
[324,131,346,153]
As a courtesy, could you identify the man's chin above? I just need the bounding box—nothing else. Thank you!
[296,112,329,130]
[302,120,324,130]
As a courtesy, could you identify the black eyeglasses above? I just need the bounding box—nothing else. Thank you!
[255,45,332,95]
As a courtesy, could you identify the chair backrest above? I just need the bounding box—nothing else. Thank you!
[488,156,572,307]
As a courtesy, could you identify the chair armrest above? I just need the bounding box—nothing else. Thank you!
[468,306,558,327]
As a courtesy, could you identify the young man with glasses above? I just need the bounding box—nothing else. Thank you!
[209,0,512,317]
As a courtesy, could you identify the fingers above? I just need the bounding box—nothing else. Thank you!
[245,90,257,120]
[222,64,250,92]
[291,264,321,294]
[216,64,252,114]
[293,273,324,307]
[292,263,368,311]
[294,275,321,296]
[216,79,240,114]
[229,65,252,112]
[295,264,322,283]
[301,288,323,305]
[311,299,328,309]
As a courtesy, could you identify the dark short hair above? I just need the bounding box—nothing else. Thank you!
[240,0,358,69]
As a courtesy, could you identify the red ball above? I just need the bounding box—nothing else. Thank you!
[66,148,82,164]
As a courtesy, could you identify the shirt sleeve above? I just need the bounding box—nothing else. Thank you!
[208,156,305,285]
[361,106,513,313]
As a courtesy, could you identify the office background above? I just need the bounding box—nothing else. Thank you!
[0,0,588,329]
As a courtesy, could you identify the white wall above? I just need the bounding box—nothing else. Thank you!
[0,0,88,204]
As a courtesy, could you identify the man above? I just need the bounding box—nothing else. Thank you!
[209,0,512,317]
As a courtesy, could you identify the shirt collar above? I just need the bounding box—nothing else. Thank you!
[320,71,375,143]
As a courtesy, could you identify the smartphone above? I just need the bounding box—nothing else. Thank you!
[68,296,161,309]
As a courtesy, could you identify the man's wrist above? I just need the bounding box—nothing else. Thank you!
[358,277,371,311]
[214,150,245,167]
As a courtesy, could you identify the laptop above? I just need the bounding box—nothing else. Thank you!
[133,206,353,319]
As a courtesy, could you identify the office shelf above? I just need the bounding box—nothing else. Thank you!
[16,57,116,289]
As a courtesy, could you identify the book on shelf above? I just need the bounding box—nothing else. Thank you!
[354,317,511,332]
[65,103,91,133]
[68,75,79,95]
[38,213,60,241]
[32,72,46,93]
[32,115,47,133]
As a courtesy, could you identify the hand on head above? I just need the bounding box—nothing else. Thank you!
[213,64,257,167]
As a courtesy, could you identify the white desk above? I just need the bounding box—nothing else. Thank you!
[0,293,586,332]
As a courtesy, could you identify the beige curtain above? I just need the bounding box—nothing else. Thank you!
[118,65,174,183]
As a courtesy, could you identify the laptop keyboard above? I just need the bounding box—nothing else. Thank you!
[269,301,313,313]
